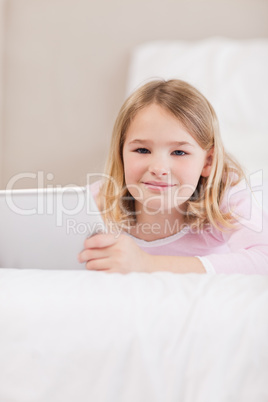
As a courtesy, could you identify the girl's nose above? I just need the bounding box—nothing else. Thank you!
[148,165,170,177]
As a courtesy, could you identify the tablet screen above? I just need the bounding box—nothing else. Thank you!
[0,186,106,270]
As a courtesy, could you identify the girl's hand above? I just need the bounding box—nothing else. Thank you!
[78,233,153,274]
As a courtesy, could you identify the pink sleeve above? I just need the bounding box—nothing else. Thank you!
[204,181,268,275]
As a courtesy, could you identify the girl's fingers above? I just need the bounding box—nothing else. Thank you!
[78,247,109,263]
[86,257,111,271]
[84,233,116,249]
[78,233,119,263]
[78,233,141,273]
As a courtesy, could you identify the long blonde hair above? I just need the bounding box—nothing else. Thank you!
[99,79,244,231]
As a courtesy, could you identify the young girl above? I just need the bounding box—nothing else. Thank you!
[78,79,268,274]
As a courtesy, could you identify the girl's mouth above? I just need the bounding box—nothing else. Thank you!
[142,181,176,190]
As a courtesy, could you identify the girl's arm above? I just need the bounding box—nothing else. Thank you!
[78,233,206,274]
[202,183,268,275]
[147,255,206,274]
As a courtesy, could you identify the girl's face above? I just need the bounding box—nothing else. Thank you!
[122,103,212,218]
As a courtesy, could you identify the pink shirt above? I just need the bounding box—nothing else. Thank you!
[91,180,268,275]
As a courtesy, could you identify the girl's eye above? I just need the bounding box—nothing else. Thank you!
[135,148,150,154]
[172,150,186,156]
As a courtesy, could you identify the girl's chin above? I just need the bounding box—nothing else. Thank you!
[135,199,187,216]
[127,187,190,214]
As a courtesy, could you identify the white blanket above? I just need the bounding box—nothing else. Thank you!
[0,269,267,402]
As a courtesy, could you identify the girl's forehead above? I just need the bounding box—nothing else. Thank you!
[125,103,197,144]
[132,103,177,121]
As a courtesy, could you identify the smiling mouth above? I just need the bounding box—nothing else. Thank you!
[143,181,176,189]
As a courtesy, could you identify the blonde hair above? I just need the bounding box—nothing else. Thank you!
[99,79,244,231]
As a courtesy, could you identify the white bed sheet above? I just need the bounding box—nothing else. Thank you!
[0,269,267,402]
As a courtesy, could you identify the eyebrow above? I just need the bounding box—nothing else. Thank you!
[128,139,195,147]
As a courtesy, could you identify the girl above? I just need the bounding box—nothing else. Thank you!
[78,79,268,274]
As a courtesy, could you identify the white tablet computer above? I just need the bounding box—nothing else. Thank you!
[0,186,106,270]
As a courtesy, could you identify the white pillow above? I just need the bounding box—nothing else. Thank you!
[126,38,268,180]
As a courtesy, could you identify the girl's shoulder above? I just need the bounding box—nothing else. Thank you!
[221,174,250,208]
[220,175,263,233]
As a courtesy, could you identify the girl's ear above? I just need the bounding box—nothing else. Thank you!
[201,147,214,177]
